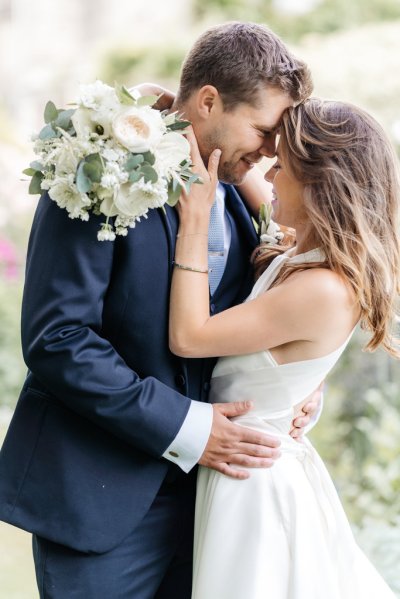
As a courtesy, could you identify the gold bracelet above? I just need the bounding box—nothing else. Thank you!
[173,261,210,274]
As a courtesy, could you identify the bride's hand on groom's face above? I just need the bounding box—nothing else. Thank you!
[199,402,282,480]
[177,127,221,224]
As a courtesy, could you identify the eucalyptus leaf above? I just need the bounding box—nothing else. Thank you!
[141,164,158,184]
[30,160,44,171]
[39,123,57,140]
[136,95,159,107]
[163,112,177,127]
[115,83,136,105]
[82,153,103,183]
[83,162,102,183]
[125,154,144,170]
[128,170,142,183]
[167,181,182,207]
[23,168,36,177]
[76,160,93,193]
[44,101,58,124]
[141,151,155,165]
[167,120,191,131]
[56,109,75,130]
[28,171,44,195]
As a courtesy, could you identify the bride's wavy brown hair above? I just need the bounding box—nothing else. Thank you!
[252,98,400,357]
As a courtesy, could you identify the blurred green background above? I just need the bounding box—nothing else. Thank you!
[0,0,399,596]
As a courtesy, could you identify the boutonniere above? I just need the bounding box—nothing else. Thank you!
[252,203,284,245]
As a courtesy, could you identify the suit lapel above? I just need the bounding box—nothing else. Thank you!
[157,205,179,275]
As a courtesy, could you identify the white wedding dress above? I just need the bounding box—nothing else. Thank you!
[192,249,395,599]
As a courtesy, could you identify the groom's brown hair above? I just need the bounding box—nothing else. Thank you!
[177,22,312,110]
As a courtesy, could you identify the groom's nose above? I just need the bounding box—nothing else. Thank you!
[260,132,277,158]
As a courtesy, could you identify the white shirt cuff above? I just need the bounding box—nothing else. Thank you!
[162,400,213,473]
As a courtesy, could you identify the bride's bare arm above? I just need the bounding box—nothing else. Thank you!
[169,129,351,359]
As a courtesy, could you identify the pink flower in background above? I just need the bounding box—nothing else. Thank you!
[0,238,19,280]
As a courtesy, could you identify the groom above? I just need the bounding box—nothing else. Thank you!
[0,22,314,599]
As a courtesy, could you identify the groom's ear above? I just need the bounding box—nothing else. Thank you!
[195,85,223,121]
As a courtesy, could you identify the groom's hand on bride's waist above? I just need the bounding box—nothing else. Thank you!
[198,401,281,480]
[290,382,324,440]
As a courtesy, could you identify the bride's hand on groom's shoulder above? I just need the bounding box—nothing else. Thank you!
[130,82,175,111]
[199,401,281,480]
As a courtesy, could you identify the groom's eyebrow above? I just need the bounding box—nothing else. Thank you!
[256,124,280,135]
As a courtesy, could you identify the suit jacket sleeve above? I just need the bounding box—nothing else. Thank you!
[21,194,192,458]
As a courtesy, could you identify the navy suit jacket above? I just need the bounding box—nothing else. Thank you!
[0,186,259,553]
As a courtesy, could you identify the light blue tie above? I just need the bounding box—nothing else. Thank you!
[208,198,225,295]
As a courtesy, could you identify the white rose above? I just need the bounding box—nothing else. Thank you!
[156,132,191,176]
[49,178,91,219]
[113,179,168,220]
[112,106,166,153]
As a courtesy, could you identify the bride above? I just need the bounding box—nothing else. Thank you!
[169,98,399,598]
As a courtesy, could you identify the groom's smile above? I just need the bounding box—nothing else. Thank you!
[193,86,294,185]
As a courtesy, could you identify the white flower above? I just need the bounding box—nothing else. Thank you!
[260,220,284,245]
[156,132,191,177]
[72,107,112,138]
[99,195,119,217]
[97,224,116,241]
[54,145,80,177]
[112,106,166,153]
[102,147,121,162]
[49,178,91,220]
[78,80,119,112]
[100,174,119,189]
[113,179,168,220]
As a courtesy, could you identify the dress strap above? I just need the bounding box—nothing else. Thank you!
[248,247,326,300]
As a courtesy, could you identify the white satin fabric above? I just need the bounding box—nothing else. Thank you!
[192,249,395,599]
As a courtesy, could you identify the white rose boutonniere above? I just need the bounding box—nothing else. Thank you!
[255,202,284,245]
[24,81,200,240]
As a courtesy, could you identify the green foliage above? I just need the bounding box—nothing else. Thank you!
[76,153,104,193]
[0,282,25,409]
[115,82,137,105]
[101,46,186,87]
[310,328,400,527]
[192,0,400,41]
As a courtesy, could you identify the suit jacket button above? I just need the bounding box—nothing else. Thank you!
[203,382,211,392]
[175,374,186,387]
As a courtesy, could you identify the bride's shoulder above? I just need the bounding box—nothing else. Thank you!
[280,267,356,312]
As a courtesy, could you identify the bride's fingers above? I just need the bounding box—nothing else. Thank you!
[185,126,205,172]
[208,149,221,185]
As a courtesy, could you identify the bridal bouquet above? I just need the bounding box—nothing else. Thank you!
[24,81,200,240]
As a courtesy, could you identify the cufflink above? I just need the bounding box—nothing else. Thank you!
[169,451,179,458]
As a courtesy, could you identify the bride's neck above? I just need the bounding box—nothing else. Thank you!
[292,224,318,255]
